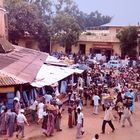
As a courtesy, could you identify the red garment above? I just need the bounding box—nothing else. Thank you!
[46,112,55,136]
[68,106,73,128]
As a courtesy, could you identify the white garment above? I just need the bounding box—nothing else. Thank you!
[78,77,84,89]
[55,86,60,96]
[30,100,38,110]
[42,87,46,95]
[93,95,100,106]
[17,113,27,123]
[123,107,131,117]
[87,76,92,86]
[60,80,67,94]
[77,112,84,124]
[16,90,21,100]
[104,108,114,121]
[37,102,44,119]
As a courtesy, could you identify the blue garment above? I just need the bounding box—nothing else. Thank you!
[125,91,135,112]
[23,91,29,106]
[79,98,83,109]
[33,89,38,99]
[31,89,35,101]
[42,87,46,95]
[60,80,67,94]
[28,93,32,105]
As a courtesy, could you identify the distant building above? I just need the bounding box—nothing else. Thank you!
[52,25,140,58]
[0,0,39,50]
[17,32,40,51]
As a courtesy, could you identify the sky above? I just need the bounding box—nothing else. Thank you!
[75,0,140,26]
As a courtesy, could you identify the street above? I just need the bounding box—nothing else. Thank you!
[3,102,140,140]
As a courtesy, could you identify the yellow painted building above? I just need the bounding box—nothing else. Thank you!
[18,36,39,50]
[52,26,121,56]
[52,26,140,57]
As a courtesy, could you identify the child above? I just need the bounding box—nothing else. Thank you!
[92,133,99,140]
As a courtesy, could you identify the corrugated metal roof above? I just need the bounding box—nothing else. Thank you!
[0,73,25,86]
[0,44,48,84]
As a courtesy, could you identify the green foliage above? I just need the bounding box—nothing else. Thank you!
[5,0,112,53]
[83,11,111,28]
[52,11,81,53]
[116,26,138,58]
[5,0,50,51]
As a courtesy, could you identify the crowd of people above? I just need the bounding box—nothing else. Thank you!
[64,57,140,138]
[0,52,140,139]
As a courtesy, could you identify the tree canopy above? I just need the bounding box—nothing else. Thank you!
[5,0,112,53]
[116,26,138,58]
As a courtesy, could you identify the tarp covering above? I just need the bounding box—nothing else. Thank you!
[31,64,84,88]
[46,55,59,62]
[70,64,91,71]
[31,65,73,87]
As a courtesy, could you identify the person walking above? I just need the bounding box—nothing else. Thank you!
[42,109,48,135]
[55,104,62,131]
[76,108,84,139]
[116,101,124,121]
[101,106,115,134]
[45,110,55,136]
[6,109,17,137]
[121,106,133,127]
[0,108,7,135]
[30,99,38,123]
[16,109,29,138]
[14,97,21,114]
[37,100,45,124]
[92,93,100,115]
[68,102,74,128]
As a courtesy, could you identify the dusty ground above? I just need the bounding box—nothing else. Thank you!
[1,102,140,140]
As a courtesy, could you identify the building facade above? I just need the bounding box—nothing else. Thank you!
[18,35,39,51]
[52,26,140,58]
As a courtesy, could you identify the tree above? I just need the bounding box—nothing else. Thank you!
[5,0,51,52]
[51,0,112,53]
[5,0,112,53]
[52,11,81,53]
[83,11,111,28]
[51,0,81,53]
[116,26,138,58]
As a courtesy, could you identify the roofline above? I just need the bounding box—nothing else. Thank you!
[86,25,140,30]
[102,25,140,27]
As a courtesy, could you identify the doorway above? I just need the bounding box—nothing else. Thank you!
[93,49,101,54]
[79,44,86,54]
[105,49,112,61]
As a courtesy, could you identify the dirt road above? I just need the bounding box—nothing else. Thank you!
[2,102,140,140]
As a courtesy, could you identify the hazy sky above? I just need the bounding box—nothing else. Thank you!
[75,0,140,26]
